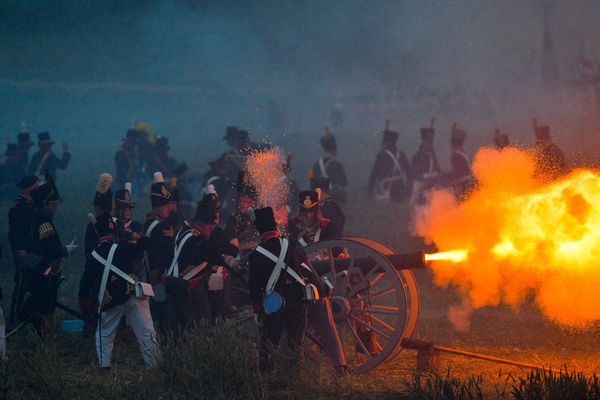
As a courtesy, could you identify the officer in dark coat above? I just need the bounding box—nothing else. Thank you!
[410,127,441,205]
[78,213,158,368]
[367,125,411,202]
[19,174,78,337]
[248,207,322,371]
[114,185,142,234]
[0,143,23,200]
[312,128,347,204]
[28,132,70,180]
[444,125,472,199]
[8,175,39,323]
[143,173,178,283]
[533,124,568,181]
[310,177,345,237]
[114,129,140,190]
[84,173,114,256]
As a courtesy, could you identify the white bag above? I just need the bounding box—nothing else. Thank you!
[208,267,224,291]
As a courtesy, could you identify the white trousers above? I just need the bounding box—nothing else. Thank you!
[96,296,159,368]
[0,305,6,360]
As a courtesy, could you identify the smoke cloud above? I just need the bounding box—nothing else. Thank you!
[414,146,600,329]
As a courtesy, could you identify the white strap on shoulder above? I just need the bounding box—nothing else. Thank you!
[256,238,305,295]
[93,244,119,314]
[167,230,195,277]
[318,158,329,179]
[384,149,403,175]
[145,219,160,237]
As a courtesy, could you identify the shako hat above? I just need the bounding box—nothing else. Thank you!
[194,193,221,223]
[37,131,54,146]
[299,190,319,211]
[18,132,33,148]
[320,127,337,153]
[115,187,136,209]
[150,172,174,209]
[252,207,277,234]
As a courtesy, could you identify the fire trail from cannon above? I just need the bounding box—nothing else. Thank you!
[414,146,600,329]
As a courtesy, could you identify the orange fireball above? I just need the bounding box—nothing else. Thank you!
[414,146,600,328]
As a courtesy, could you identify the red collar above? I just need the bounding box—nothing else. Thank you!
[260,231,279,241]
[99,235,117,244]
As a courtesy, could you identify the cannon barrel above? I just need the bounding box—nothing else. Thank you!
[310,250,425,276]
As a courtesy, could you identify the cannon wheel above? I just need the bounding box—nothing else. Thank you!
[303,237,420,373]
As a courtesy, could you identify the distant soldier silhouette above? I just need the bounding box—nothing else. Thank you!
[410,120,441,205]
[28,132,70,180]
[532,119,568,181]
[312,127,347,204]
[367,120,410,202]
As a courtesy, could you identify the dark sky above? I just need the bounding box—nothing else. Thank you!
[1,0,600,161]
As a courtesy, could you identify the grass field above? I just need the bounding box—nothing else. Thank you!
[1,140,600,399]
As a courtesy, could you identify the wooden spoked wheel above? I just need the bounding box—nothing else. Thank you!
[303,237,420,373]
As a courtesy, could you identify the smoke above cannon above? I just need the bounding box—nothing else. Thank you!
[414,146,600,329]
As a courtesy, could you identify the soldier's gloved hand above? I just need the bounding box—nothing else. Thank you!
[65,238,79,255]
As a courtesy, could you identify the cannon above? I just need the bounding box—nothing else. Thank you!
[303,237,425,373]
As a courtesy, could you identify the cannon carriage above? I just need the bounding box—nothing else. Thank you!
[303,237,425,373]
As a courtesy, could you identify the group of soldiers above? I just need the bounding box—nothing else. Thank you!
[363,118,567,205]
[0,125,70,200]
[0,119,567,370]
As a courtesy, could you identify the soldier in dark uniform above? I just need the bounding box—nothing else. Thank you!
[0,143,23,200]
[310,177,345,237]
[143,173,178,283]
[367,125,411,202]
[16,128,34,178]
[114,129,140,190]
[114,185,142,234]
[286,190,348,371]
[78,213,158,369]
[444,125,472,200]
[248,207,322,371]
[410,127,441,205]
[191,194,239,320]
[19,174,78,337]
[494,129,510,150]
[223,128,264,182]
[288,191,338,247]
[533,124,568,181]
[312,128,347,204]
[8,175,40,323]
[28,132,70,180]
[84,173,114,256]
